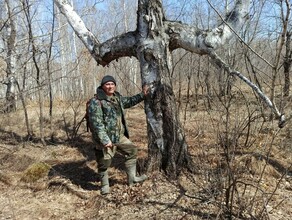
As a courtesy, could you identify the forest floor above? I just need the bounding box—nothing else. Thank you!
[0,101,292,220]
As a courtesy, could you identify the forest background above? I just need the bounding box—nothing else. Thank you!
[0,0,292,219]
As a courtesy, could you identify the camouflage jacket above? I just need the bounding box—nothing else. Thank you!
[88,87,145,148]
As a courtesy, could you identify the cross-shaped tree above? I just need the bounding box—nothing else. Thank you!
[54,0,284,178]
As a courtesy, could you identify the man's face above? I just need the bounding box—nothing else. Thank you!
[102,81,116,96]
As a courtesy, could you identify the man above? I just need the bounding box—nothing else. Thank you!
[88,75,148,195]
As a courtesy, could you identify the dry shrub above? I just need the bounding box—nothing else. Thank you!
[0,152,34,172]
[20,162,51,183]
[244,155,281,179]
[234,154,283,187]
[0,171,13,185]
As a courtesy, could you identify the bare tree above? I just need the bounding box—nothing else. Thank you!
[22,0,46,145]
[270,0,291,106]
[1,0,17,112]
[54,0,286,177]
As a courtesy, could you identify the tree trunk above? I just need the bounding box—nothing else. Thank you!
[271,0,290,104]
[135,0,192,177]
[15,81,33,139]
[55,0,267,177]
[283,31,291,97]
[23,0,45,145]
[47,3,56,141]
[4,0,17,113]
[4,76,17,112]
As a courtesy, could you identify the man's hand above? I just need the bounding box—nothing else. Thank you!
[104,141,113,148]
[142,84,150,96]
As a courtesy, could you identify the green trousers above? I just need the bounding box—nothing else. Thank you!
[95,136,138,172]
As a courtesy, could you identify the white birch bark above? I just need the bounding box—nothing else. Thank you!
[54,0,99,54]
[69,0,82,97]
[2,0,17,112]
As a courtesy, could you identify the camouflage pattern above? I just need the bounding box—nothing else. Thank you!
[88,87,145,149]
[95,136,138,171]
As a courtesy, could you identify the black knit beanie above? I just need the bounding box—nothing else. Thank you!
[100,75,116,86]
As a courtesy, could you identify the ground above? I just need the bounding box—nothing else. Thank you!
[0,101,292,220]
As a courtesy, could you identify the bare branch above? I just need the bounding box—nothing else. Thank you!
[208,50,285,128]
[274,0,291,69]
[96,31,138,65]
[54,0,99,55]
[167,21,209,54]
[54,0,137,66]
[204,0,250,48]
[168,0,250,53]
[207,0,275,69]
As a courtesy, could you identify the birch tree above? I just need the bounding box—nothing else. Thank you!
[54,0,285,177]
[1,0,17,112]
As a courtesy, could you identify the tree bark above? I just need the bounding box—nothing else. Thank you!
[270,0,290,105]
[135,0,191,176]
[283,31,291,97]
[54,0,252,177]
[23,0,45,145]
[4,0,17,113]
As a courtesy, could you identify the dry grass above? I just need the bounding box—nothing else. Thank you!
[20,162,51,183]
[0,93,292,219]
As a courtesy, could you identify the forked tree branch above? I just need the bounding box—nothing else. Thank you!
[54,0,137,66]
[54,0,286,127]
[206,0,275,69]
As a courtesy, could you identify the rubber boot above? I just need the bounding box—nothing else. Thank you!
[99,170,110,195]
[126,163,147,186]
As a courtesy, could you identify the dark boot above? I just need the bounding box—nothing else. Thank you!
[99,170,110,194]
[126,163,147,186]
